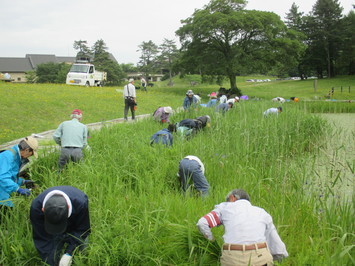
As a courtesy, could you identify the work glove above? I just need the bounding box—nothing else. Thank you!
[59,253,72,266]
[17,188,31,196]
[23,180,36,189]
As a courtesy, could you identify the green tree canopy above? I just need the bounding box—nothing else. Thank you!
[176,0,303,95]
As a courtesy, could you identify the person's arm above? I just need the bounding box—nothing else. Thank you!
[265,217,289,261]
[0,155,21,194]
[53,123,63,145]
[183,98,188,110]
[30,204,58,265]
[196,208,222,241]
[82,125,88,147]
[65,204,91,255]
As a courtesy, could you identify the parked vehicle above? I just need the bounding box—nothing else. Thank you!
[66,63,106,87]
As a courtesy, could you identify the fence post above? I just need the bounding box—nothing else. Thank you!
[313,80,317,92]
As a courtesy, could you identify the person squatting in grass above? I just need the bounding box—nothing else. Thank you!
[197,189,288,266]
[53,109,88,171]
[153,106,173,123]
[123,78,137,121]
[263,106,283,117]
[30,186,91,266]
[150,123,176,147]
[178,155,210,197]
[0,136,38,212]
[183,90,198,111]
[216,102,233,114]
[176,115,211,138]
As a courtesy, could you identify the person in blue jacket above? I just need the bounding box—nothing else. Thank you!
[183,90,198,111]
[150,123,176,146]
[30,186,91,266]
[0,136,38,209]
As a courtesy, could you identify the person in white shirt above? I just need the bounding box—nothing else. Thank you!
[197,189,288,265]
[140,76,147,92]
[123,78,137,121]
[263,106,282,117]
[272,97,285,103]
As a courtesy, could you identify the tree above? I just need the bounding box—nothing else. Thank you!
[137,40,159,79]
[285,3,304,31]
[158,39,179,86]
[337,11,355,74]
[176,0,302,95]
[35,62,69,83]
[73,40,92,61]
[302,0,343,77]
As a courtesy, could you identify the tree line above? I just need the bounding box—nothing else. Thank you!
[28,0,354,93]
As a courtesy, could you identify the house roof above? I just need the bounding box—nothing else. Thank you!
[0,53,118,73]
[0,57,33,72]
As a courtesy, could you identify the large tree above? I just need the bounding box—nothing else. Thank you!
[158,39,179,86]
[73,40,92,61]
[302,0,343,77]
[137,40,159,79]
[176,0,302,95]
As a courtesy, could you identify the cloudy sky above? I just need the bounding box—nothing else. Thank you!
[1,0,353,64]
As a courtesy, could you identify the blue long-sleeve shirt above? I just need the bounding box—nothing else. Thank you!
[0,145,24,207]
[30,186,91,265]
[150,128,173,146]
[183,96,197,110]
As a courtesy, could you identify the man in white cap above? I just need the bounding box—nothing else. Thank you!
[123,78,137,121]
[197,189,288,265]
[30,186,91,266]
[0,136,38,208]
[153,106,173,123]
[53,109,88,170]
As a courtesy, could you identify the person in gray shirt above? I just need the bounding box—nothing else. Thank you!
[53,109,88,170]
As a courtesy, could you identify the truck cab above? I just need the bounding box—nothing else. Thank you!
[66,63,106,87]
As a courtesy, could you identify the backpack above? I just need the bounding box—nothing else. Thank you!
[177,126,194,138]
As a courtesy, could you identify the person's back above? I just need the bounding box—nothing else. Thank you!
[150,128,173,146]
[56,119,87,147]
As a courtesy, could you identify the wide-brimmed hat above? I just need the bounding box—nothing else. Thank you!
[186,90,194,96]
[163,106,173,114]
[43,195,69,235]
[24,136,38,158]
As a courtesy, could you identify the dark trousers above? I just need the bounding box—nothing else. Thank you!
[58,147,83,170]
[124,98,135,120]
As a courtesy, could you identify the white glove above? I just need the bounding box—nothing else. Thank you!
[59,254,72,266]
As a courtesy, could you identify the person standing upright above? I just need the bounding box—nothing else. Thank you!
[140,76,147,92]
[53,109,88,170]
[123,78,137,121]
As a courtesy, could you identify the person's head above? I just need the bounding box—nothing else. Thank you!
[234,96,240,102]
[163,106,173,115]
[196,115,211,128]
[168,123,177,132]
[42,192,72,235]
[18,136,38,159]
[277,106,283,112]
[226,189,250,202]
[228,102,234,108]
[209,92,217,99]
[71,109,83,120]
[129,78,135,84]
[186,90,194,97]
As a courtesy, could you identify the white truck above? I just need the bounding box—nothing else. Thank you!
[66,63,107,87]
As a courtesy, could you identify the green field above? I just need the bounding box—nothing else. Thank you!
[0,76,354,265]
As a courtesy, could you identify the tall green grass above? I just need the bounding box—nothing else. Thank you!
[1,102,353,265]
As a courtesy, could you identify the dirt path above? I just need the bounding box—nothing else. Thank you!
[0,114,151,150]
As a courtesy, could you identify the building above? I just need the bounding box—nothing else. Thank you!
[0,53,118,83]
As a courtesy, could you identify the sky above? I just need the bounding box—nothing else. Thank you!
[1,0,353,64]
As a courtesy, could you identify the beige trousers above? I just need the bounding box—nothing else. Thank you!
[220,246,273,266]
